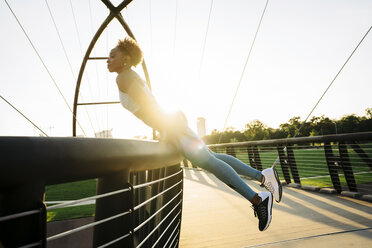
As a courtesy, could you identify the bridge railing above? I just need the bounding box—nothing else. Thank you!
[0,137,184,247]
[203,132,372,200]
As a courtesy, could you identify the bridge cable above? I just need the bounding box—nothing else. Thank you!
[3,0,87,136]
[197,0,214,82]
[149,0,153,63]
[0,95,49,137]
[44,0,96,135]
[218,0,269,143]
[172,0,179,58]
[68,0,102,135]
[272,25,372,167]
[87,0,105,132]
[106,9,110,137]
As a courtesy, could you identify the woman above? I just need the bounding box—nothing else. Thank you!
[107,37,282,231]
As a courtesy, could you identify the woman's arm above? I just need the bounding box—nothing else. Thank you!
[116,73,167,131]
[116,73,188,136]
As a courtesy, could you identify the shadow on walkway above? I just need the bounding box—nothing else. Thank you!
[180,168,372,248]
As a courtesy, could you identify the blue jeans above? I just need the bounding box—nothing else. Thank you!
[178,128,262,201]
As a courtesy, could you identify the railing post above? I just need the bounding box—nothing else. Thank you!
[182,159,189,168]
[93,169,133,248]
[160,164,182,247]
[287,145,301,184]
[138,171,147,242]
[148,169,159,245]
[277,145,292,184]
[252,146,263,171]
[324,142,342,193]
[350,142,372,170]
[226,146,236,158]
[247,146,262,171]
[0,184,46,247]
[247,146,256,169]
[339,142,357,192]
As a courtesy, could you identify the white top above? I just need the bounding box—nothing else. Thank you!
[118,72,152,114]
[119,90,141,114]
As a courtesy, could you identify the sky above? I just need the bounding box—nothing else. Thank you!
[0,0,371,139]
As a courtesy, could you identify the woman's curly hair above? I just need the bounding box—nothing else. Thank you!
[116,37,143,67]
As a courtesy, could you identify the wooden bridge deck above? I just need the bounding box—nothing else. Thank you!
[179,168,372,248]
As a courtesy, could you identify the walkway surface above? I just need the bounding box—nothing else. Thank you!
[179,168,372,248]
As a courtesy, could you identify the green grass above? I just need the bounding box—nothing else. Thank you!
[300,173,372,188]
[47,205,95,222]
[45,179,96,222]
[45,179,96,201]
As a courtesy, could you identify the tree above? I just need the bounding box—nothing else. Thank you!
[244,120,269,141]
[339,114,361,133]
[366,108,372,119]
[204,110,372,144]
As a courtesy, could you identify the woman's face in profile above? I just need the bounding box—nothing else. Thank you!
[107,48,124,73]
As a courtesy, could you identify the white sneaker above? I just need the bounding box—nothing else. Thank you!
[252,192,273,231]
[261,167,282,203]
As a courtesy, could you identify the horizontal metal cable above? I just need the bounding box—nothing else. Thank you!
[163,219,181,248]
[47,209,131,241]
[300,171,372,180]
[47,187,131,210]
[97,232,131,248]
[134,180,183,211]
[134,189,183,232]
[168,228,180,248]
[0,209,40,222]
[89,57,109,60]
[18,241,42,248]
[169,220,180,248]
[231,144,372,150]
[133,169,183,189]
[297,166,369,171]
[152,217,180,248]
[230,151,371,160]
[47,171,182,210]
[136,205,182,248]
[267,160,368,168]
[77,101,120,106]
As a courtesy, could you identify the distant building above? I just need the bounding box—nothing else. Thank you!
[95,129,113,138]
[197,117,206,137]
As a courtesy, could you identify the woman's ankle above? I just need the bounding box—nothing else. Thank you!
[251,193,262,205]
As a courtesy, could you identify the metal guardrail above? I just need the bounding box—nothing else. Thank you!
[0,137,184,247]
[203,132,372,198]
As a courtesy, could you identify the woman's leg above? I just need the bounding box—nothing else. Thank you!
[179,131,257,201]
[210,150,282,203]
[209,150,262,181]
[178,129,274,231]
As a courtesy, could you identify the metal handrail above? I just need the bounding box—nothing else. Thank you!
[0,136,184,247]
[209,131,372,148]
[0,137,183,187]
